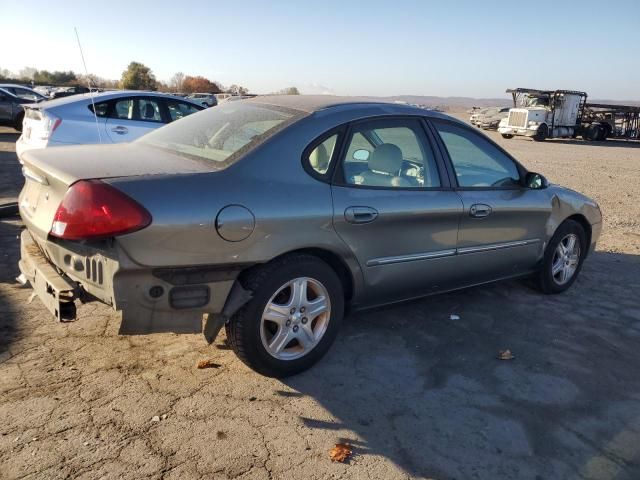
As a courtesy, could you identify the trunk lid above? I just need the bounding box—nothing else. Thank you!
[21,106,52,149]
[19,142,213,240]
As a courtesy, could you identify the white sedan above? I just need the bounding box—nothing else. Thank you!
[16,91,204,162]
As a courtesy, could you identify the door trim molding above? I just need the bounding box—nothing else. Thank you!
[457,238,540,255]
[366,249,456,266]
[366,239,540,267]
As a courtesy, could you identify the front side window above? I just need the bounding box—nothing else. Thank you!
[433,120,521,188]
[10,88,43,101]
[341,119,440,188]
[139,102,302,164]
[307,134,338,175]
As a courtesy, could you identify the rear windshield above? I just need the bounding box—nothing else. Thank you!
[138,102,303,164]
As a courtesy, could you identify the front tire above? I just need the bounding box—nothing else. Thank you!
[226,254,344,377]
[533,124,548,142]
[537,220,587,294]
[501,134,514,139]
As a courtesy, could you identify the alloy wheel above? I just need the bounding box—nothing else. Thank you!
[551,233,581,285]
[260,277,331,360]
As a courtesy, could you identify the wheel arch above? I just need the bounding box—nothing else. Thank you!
[239,247,356,304]
[563,214,592,255]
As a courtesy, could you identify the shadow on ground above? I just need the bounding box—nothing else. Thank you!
[0,217,23,355]
[284,251,640,479]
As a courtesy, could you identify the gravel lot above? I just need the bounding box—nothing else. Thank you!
[1,116,639,480]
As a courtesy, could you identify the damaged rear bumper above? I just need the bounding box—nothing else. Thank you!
[18,229,248,338]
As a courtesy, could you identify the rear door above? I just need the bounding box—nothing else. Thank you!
[429,119,550,283]
[104,96,165,143]
[0,90,14,123]
[329,116,464,305]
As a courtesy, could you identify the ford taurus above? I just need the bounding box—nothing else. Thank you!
[17,96,602,376]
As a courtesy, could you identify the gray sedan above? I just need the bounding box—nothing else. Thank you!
[17,96,602,377]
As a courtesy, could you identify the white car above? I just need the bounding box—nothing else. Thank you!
[16,91,204,162]
[186,93,218,107]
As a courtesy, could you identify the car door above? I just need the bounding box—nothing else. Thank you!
[329,117,464,305]
[0,90,14,123]
[104,96,165,143]
[429,118,551,284]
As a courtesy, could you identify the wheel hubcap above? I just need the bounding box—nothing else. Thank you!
[551,233,581,285]
[260,277,331,360]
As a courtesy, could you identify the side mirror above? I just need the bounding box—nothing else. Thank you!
[525,172,548,189]
[353,149,370,161]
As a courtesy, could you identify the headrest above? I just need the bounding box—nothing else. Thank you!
[369,143,403,175]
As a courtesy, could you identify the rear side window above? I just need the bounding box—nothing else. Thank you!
[307,134,338,175]
[109,97,163,122]
[113,98,134,119]
[432,120,520,188]
[89,101,109,117]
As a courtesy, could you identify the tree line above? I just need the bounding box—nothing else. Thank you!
[0,62,299,95]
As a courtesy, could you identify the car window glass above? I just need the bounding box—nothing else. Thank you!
[433,121,520,188]
[345,132,371,162]
[113,99,135,120]
[166,100,201,122]
[137,98,163,122]
[12,88,39,101]
[307,134,338,175]
[89,101,109,118]
[222,120,281,151]
[342,121,440,188]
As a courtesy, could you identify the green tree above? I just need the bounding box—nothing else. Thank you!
[120,62,157,90]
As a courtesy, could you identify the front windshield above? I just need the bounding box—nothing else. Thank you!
[138,102,303,164]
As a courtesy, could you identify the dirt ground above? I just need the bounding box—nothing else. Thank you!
[1,113,639,480]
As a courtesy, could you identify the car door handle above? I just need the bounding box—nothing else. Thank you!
[469,204,492,218]
[345,206,378,224]
[111,126,128,135]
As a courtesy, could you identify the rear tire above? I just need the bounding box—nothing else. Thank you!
[501,134,514,139]
[537,220,587,294]
[533,124,548,142]
[14,112,24,133]
[226,254,344,377]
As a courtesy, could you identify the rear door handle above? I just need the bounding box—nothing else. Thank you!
[345,206,378,224]
[111,125,128,135]
[469,203,492,218]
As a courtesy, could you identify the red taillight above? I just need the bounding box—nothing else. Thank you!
[50,180,151,240]
[50,118,62,134]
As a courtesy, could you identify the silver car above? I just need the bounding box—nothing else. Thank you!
[17,96,602,377]
[16,91,204,162]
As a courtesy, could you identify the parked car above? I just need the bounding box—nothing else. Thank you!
[186,92,218,107]
[0,86,46,132]
[16,91,204,161]
[472,106,511,130]
[17,96,602,377]
[49,85,95,99]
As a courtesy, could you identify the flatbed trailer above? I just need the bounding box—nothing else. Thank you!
[582,103,640,141]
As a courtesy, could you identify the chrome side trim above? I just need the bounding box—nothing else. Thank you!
[366,239,541,267]
[22,167,49,186]
[367,249,457,267]
[457,238,540,255]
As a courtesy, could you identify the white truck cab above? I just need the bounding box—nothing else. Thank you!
[498,89,587,141]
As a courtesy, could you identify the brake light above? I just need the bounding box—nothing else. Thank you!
[40,112,62,140]
[50,180,151,240]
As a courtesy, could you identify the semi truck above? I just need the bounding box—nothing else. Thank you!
[498,88,640,142]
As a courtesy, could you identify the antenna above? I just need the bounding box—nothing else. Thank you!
[74,27,102,143]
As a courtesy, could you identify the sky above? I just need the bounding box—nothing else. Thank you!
[1,0,639,100]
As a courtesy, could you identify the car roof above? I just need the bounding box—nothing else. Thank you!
[33,90,202,109]
[245,94,455,120]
